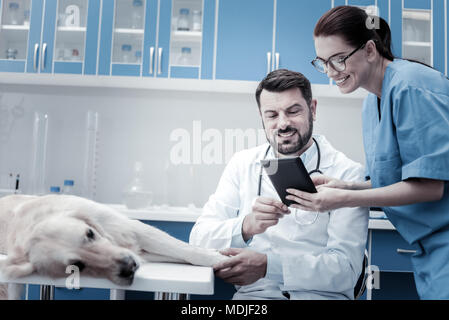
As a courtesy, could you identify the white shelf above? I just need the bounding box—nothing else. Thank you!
[0,72,369,99]
[114,28,145,35]
[0,24,30,31]
[57,26,87,33]
[403,41,432,47]
[171,30,202,43]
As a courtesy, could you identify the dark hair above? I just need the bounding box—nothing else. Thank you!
[314,6,394,61]
[255,69,312,109]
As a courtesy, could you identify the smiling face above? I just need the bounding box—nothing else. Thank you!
[314,35,369,94]
[260,87,316,157]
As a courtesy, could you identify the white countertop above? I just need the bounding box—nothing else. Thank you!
[0,254,214,295]
[110,204,396,231]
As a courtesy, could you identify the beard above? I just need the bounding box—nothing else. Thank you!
[266,113,314,156]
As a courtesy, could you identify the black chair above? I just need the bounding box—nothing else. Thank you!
[354,250,369,299]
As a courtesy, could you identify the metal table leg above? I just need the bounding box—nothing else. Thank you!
[39,285,55,300]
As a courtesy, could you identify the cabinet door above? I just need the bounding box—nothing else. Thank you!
[432,0,445,74]
[26,0,45,73]
[215,0,274,81]
[0,0,32,72]
[39,0,57,74]
[154,0,171,78]
[275,0,331,84]
[53,0,101,75]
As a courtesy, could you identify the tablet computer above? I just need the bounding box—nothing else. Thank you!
[261,157,317,206]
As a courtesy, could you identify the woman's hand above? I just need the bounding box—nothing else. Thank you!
[286,186,349,212]
[311,175,352,189]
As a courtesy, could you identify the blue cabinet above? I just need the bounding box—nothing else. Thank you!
[0,0,101,75]
[215,0,274,81]
[275,0,331,84]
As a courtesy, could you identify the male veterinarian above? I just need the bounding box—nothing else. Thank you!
[190,69,368,300]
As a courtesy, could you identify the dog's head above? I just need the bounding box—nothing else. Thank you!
[2,197,140,286]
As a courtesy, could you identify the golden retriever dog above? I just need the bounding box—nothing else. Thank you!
[0,194,227,300]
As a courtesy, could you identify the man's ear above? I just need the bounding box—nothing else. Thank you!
[310,99,317,121]
[0,250,35,278]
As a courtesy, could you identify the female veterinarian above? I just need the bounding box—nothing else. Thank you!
[285,6,449,299]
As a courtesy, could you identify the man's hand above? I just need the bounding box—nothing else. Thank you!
[213,248,267,286]
[242,197,290,241]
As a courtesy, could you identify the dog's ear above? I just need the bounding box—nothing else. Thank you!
[68,210,109,239]
[0,250,35,278]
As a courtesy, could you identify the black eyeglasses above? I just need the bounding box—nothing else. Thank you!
[311,43,366,74]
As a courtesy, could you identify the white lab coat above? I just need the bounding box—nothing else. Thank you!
[189,135,369,300]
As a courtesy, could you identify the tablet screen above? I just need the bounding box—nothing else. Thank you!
[261,157,317,206]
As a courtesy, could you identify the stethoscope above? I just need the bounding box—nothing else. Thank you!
[257,137,322,196]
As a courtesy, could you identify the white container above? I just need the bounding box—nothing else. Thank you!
[123,162,153,209]
[131,0,143,29]
[62,180,75,195]
[121,44,133,63]
[192,10,202,31]
[8,2,21,25]
[177,8,190,31]
[177,47,191,65]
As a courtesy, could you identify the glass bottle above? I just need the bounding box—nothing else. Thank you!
[177,8,190,31]
[8,2,21,25]
[123,161,153,209]
[121,44,132,63]
[177,47,191,65]
[192,10,202,31]
[131,0,143,29]
[6,48,18,60]
[62,180,75,195]
[50,186,61,194]
[23,9,30,26]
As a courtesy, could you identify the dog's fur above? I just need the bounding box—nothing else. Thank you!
[0,194,227,299]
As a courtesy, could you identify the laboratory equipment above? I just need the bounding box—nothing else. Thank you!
[83,111,99,200]
[62,180,75,195]
[192,10,202,31]
[121,44,133,63]
[177,8,190,31]
[177,47,191,65]
[8,2,21,25]
[30,112,49,195]
[131,0,143,29]
[6,48,18,60]
[123,161,153,209]
[50,186,61,194]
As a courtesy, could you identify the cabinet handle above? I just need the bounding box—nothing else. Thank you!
[266,52,272,74]
[41,43,48,70]
[397,248,417,254]
[33,43,39,71]
[157,47,163,75]
[149,47,155,74]
[275,52,280,70]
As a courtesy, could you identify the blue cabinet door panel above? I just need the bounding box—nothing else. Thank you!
[98,0,115,75]
[377,0,390,24]
[333,0,346,7]
[156,0,172,78]
[111,64,141,76]
[433,0,445,73]
[404,0,431,9]
[84,0,102,75]
[447,0,449,77]
[275,0,331,84]
[0,60,25,72]
[348,0,375,7]
[200,0,216,79]
[390,0,402,58]
[26,0,45,73]
[54,62,83,74]
[40,0,57,74]
[215,0,274,81]
[142,0,158,77]
[371,230,415,272]
[171,66,199,79]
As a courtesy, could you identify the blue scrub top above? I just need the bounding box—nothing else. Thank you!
[362,59,449,244]
[362,60,449,298]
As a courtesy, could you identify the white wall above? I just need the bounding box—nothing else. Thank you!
[0,82,366,207]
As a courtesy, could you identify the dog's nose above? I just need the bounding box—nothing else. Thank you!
[118,255,138,279]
